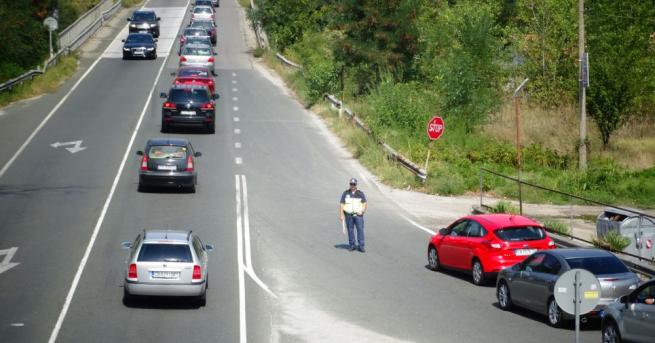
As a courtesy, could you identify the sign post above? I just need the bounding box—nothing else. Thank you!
[424,116,445,178]
[43,17,58,59]
[554,269,601,343]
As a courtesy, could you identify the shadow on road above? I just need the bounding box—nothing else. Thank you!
[490,302,601,331]
[423,265,496,288]
[123,294,203,310]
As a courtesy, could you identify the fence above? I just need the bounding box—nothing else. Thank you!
[274,54,427,180]
[0,0,122,93]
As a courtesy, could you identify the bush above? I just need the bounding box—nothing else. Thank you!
[543,220,571,235]
[490,200,519,214]
[368,80,438,134]
[593,230,631,252]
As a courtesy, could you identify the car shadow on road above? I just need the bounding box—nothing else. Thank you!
[423,265,496,288]
[137,184,195,194]
[161,127,213,135]
[123,295,202,310]
[489,302,601,331]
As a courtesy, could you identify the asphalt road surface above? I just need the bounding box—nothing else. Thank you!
[0,0,600,342]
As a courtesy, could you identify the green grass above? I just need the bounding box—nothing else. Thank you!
[121,0,143,8]
[237,0,251,8]
[593,230,631,252]
[543,220,571,235]
[0,54,79,108]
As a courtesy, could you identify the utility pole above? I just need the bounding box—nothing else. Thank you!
[578,0,587,170]
[513,78,529,215]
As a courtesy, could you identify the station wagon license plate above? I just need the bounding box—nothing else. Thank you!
[151,271,179,279]
[157,165,177,171]
[180,110,196,115]
[515,249,537,256]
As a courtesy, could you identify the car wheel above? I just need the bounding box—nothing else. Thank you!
[427,246,440,271]
[602,320,621,343]
[137,182,147,193]
[472,259,485,285]
[207,122,215,134]
[547,297,565,328]
[188,185,196,193]
[497,281,513,310]
[161,121,169,133]
[197,290,207,306]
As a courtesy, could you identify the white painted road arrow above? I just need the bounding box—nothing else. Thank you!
[51,140,87,153]
[0,247,19,275]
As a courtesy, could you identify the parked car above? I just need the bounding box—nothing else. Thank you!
[127,9,161,37]
[122,33,157,60]
[496,248,640,327]
[178,35,212,55]
[189,19,217,44]
[171,67,215,93]
[160,85,218,133]
[179,43,216,75]
[602,279,655,343]
[191,5,214,21]
[136,138,202,192]
[122,229,214,305]
[427,214,555,285]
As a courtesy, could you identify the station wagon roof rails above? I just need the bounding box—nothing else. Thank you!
[187,230,193,241]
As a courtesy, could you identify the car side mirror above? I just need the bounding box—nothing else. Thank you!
[154,39,158,42]
[136,151,144,156]
[121,39,126,42]
[127,18,131,21]
[170,72,176,76]
[212,93,220,100]
[194,152,202,157]
[157,17,161,21]
[438,228,448,236]
[213,52,217,55]
[205,244,214,252]
[160,92,167,98]
[121,241,132,249]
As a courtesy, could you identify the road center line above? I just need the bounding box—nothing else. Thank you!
[47,1,186,340]
[235,175,247,343]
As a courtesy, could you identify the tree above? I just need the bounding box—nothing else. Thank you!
[251,0,329,50]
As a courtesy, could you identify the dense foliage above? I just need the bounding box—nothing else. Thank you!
[0,0,100,83]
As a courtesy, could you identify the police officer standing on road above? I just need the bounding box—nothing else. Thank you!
[340,178,367,252]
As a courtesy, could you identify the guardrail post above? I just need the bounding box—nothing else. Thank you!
[569,195,574,240]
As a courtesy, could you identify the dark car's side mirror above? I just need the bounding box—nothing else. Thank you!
[170,72,176,76]
[160,92,167,98]
[121,39,126,42]
[438,228,449,236]
[194,152,202,157]
[154,39,158,42]
[157,17,161,21]
[136,151,144,156]
[213,52,217,55]
[620,295,629,308]
[127,18,131,21]
[205,244,214,252]
[212,93,220,100]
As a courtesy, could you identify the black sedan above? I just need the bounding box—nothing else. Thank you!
[127,9,161,37]
[122,33,157,60]
[137,138,201,193]
[160,85,218,133]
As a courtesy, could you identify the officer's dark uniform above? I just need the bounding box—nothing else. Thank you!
[340,180,367,252]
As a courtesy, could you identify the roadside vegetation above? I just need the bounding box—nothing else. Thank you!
[249,0,655,208]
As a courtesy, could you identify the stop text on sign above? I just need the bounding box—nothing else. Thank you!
[426,116,445,141]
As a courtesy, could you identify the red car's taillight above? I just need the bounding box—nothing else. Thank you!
[185,155,194,172]
[192,265,201,281]
[140,155,148,171]
[180,56,187,62]
[128,263,137,279]
[208,56,215,63]
[483,240,503,249]
[547,240,555,247]
[163,101,176,110]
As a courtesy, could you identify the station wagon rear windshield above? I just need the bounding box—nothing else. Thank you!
[194,7,212,14]
[566,256,629,275]
[148,145,187,159]
[494,226,545,241]
[183,46,211,56]
[185,28,206,36]
[137,244,193,263]
[179,69,209,77]
[170,89,210,103]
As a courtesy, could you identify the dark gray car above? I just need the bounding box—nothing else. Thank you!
[136,138,201,192]
[496,248,640,327]
[602,279,655,343]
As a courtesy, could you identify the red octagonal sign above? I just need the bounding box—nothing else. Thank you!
[426,116,445,141]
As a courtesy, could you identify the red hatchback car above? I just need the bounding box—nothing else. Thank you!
[427,214,555,285]
[172,67,215,93]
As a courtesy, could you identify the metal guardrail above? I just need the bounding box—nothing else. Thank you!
[275,53,301,69]
[0,0,122,92]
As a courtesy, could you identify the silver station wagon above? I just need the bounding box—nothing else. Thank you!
[122,230,214,306]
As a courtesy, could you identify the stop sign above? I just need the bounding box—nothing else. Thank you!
[426,116,445,141]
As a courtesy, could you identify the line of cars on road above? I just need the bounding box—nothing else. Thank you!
[427,214,654,342]
[122,1,221,307]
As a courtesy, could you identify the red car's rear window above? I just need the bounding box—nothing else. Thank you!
[494,226,546,241]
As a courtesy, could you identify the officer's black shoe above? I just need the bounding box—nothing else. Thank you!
[348,245,356,251]
[358,246,366,253]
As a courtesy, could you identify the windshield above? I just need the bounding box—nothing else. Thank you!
[183,46,211,56]
[184,28,207,36]
[192,21,213,29]
[566,256,630,275]
[194,7,212,14]
[494,226,546,241]
[179,69,210,77]
[148,145,187,159]
[126,34,153,43]
[132,12,156,21]
[170,89,210,103]
[137,244,193,263]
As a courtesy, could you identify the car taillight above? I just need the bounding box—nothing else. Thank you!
[163,101,176,110]
[483,240,502,249]
[208,80,214,85]
[192,265,201,280]
[200,102,213,109]
[175,80,181,84]
[208,56,215,63]
[548,240,555,247]
[128,263,137,279]
[140,155,148,171]
[186,155,194,172]
[180,56,187,62]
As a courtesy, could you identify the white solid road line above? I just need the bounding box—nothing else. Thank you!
[47,1,188,341]
[400,214,436,236]
[235,175,247,343]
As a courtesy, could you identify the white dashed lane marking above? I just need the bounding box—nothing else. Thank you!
[232,80,237,84]
[235,142,242,148]
[233,106,239,111]
[232,88,238,92]
[232,72,237,77]
[234,117,240,122]
[234,128,241,134]
[233,97,238,101]
[236,157,243,165]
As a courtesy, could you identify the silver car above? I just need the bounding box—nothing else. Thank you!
[602,279,655,343]
[122,230,214,306]
[179,43,216,75]
[496,248,640,327]
[191,5,214,21]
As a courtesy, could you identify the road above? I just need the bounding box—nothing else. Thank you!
[0,0,599,342]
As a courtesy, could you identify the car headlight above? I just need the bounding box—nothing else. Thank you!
[123,48,130,51]
[629,284,638,290]
[150,23,157,27]
[130,24,136,27]
[146,47,155,51]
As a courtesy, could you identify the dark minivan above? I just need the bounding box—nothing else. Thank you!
[136,138,201,192]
